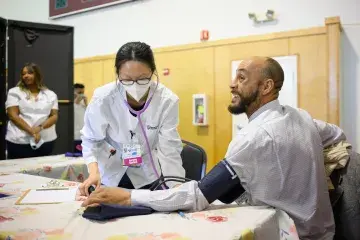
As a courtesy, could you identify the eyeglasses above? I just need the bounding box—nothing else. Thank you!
[119,73,157,86]
[119,72,159,86]
[119,78,151,86]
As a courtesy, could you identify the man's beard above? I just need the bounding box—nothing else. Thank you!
[228,90,259,115]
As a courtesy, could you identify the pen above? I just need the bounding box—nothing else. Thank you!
[108,149,116,159]
[178,211,187,219]
[36,188,69,191]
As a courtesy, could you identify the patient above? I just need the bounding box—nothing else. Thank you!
[80,57,345,240]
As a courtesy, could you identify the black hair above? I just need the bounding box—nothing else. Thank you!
[115,42,156,75]
[262,58,285,92]
[74,83,85,89]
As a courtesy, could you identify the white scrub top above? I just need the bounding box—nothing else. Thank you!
[81,81,185,188]
[5,86,58,144]
[74,100,86,140]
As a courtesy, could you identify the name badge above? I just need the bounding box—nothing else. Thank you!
[122,144,143,167]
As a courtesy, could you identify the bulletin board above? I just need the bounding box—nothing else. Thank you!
[231,55,298,138]
[49,0,137,19]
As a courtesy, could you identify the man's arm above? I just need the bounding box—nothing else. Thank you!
[131,159,244,211]
[313,119,346,148]
[82,159,244,211]
[81,128,253,210]
[131,181,209,212]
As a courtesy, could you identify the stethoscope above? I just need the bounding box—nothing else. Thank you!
[117,76,185,190]
[117,75,192,190]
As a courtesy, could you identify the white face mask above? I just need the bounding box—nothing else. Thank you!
[30,138,44,150]
[122,82,151,102]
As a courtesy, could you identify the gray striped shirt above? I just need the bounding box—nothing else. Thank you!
[132,100,344,240]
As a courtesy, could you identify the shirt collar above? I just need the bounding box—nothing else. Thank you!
[248,99,280,122]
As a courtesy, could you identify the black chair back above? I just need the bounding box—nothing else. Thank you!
[332,150,360,240]
[180,140,207,181]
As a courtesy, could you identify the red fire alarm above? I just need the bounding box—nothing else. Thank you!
[200,30,209,41]
[163,68,170,76]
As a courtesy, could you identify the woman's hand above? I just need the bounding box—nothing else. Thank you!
[32,126,42,134]
[75,187,88,201]
[78,172,101,197]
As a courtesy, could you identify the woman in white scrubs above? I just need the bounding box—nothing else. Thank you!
[78,42,185,195]
[5,63,58,159]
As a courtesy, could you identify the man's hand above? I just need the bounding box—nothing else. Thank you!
[83,96,88,107]
[74,94,82,104]
[81,187,131,207]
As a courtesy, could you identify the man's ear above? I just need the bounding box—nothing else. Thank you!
[261,79,274,95]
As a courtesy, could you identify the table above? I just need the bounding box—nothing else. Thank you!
[0,173,299,240]
[0,155,88,182]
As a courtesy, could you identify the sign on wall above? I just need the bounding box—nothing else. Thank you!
[49,0,136,19]
[232,55,298,138]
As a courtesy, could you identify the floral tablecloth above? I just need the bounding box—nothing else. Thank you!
[0,173,300,240]
[0,155,88,183]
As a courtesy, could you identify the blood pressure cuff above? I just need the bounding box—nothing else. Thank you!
[82,203,154,221]
[198,159,245,204]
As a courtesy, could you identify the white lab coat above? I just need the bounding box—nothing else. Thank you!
[81,81,185,188]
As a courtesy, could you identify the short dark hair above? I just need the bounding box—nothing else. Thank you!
[261,58,285,92]
[114,42,156,75]
[74,83,85,89]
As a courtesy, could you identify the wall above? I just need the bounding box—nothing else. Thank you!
[0,0,359,153]
[0,0,358,58]
[73,22,341,170]
[341,24,360,153]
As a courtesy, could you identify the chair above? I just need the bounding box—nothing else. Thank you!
[332,150,360,240]
[180,140,207,181]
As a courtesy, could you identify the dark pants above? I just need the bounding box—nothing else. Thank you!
[6,140,55,159]
[118,173,166,190]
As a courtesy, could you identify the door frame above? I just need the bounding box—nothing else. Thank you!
[0,17,7,160]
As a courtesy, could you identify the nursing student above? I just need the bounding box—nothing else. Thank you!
[78,42,185,195]
[5,63,58,159]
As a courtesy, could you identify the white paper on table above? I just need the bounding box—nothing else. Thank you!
[19,188,77,204]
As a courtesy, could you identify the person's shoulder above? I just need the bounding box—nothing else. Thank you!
[43,88,57,98]
[227,125,270,160]
[281,104,313,122]
[91,82,118,104]
[157,83,179,103]
[236,123,269,142]
[93,82,117,98]
[8,86,22,94]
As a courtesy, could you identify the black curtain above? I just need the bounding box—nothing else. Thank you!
[7,20,74,155]
[0,18,6,160]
